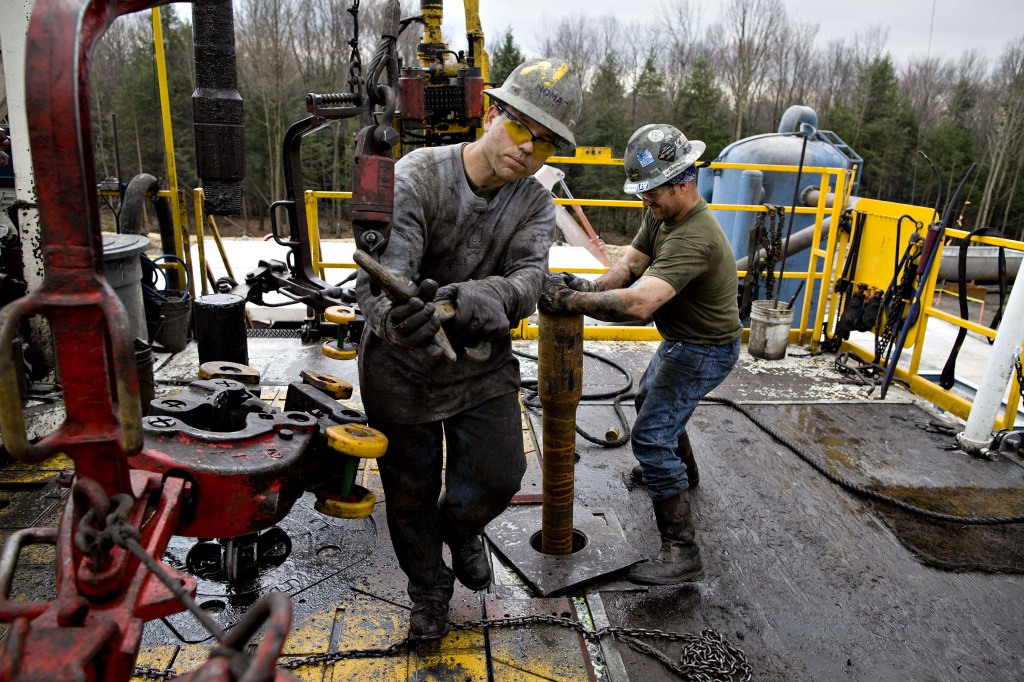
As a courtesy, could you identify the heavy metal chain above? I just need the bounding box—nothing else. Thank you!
[1016,354,1024,396]
[132,665,178,680]
[762,205,784,302]
[346,0,362,93]
[874,236,923,365]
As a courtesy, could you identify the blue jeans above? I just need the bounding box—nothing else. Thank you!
[632,339,740,502]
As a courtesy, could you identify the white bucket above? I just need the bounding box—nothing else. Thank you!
[748,299,795,360]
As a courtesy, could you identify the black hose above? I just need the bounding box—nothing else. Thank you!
[514,347,635,447]
[705,395,1024,525]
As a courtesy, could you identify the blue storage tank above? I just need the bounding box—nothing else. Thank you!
[706,105,862,320]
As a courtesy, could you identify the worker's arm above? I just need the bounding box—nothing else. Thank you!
[593,246,650,291]
[565,274,676,322]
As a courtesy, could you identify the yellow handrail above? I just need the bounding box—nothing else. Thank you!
[300,160,1024,427]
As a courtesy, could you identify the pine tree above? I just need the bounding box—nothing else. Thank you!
[489,29,523,86]
[673,56,734,158]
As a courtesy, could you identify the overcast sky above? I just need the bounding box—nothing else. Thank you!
[438,0,1023,67]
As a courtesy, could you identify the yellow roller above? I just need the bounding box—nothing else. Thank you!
[326,424,388,459]
[321,340,358,361]
[315,485,377,519]
[324,305,357,324]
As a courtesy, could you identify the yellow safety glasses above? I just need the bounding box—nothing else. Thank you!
[496,104,562,159]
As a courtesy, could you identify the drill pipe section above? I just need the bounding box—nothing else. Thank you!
[537,311,583,555]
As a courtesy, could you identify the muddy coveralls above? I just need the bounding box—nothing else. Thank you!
[356,143,555,608]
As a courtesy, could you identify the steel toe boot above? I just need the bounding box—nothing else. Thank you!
[410,599,450,641]
[629,432,699,488]
[627,490,704,585]
[445,531,492,591]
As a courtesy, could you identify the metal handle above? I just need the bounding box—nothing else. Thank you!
[0,527,58,620]
[0,291,143,464]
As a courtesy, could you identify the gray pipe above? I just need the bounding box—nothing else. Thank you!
[736,217,832,271]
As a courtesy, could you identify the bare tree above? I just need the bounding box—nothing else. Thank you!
[900,56,955,137]
[977,35,1024,232]
[755,18,819,132]
[707,0,786,139]
[236,0,301,206]
[657,0,704,114]
[534,13,602,90]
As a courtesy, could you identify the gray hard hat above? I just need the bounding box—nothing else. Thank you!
[622,124,705,195]
[486,58,582,148]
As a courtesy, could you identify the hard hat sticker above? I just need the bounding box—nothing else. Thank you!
[637,180,650,192]
[647,129,665,142]
[637,149,656,168]
[521,61,569,86]
[658,141,676,161]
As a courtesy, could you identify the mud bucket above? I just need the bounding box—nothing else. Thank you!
[748,299,794,361]
[102,233,151,342]
[145,289,192,353]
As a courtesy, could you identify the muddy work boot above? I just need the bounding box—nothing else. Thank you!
[627,490,704,585]
[630,433,700,488]
[445,532,492,591]
[410,599,450,641]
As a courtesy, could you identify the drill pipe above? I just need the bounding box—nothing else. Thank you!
[537,311,583,555]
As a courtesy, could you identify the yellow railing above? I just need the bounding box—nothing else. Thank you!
[512,157,852,348]
[302,157,851,352]
[211,150,1024,427]
[833,214,1024,428]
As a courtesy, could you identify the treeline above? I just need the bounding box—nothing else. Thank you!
[88,1,1024,244]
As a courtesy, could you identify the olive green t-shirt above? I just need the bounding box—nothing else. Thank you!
[631,199,742,345]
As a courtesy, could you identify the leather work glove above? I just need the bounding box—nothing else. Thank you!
[435,280,509,347]
[552,271,598,293]
[538,274,578,315]
[384,297,440,349]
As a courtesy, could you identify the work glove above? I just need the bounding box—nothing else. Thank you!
[538,274,578,315]
[551,271,598,293]
[383,296,441,349]
[435,280,509,347]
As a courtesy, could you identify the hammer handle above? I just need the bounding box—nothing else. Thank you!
[353,250,456,362]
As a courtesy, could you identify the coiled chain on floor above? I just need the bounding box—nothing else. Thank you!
[274,616,751,681]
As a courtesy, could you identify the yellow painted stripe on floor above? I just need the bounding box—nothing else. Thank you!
[281,607,337,655]
[0,453,73,483]
[329,658,406,681]
[172,643,221,676]
[131,645,177,682]
[329,592,408,679]
[487,597,592,682]
[410,628,489,681]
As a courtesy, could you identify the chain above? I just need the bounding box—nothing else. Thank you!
[276,615,750,681]
[132,665,178,680]
[346,0,362,93]
[874,236,923,365]
[763,205,784,302]
[1015,353,1024,396]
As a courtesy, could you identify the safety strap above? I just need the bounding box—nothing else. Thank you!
[939,227,1004,390]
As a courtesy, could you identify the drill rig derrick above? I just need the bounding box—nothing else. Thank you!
[219,0,405,342]
[396,0,488,156]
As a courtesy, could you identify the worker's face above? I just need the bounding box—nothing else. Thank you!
[480,104,558,182]
[638,182,689,221]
